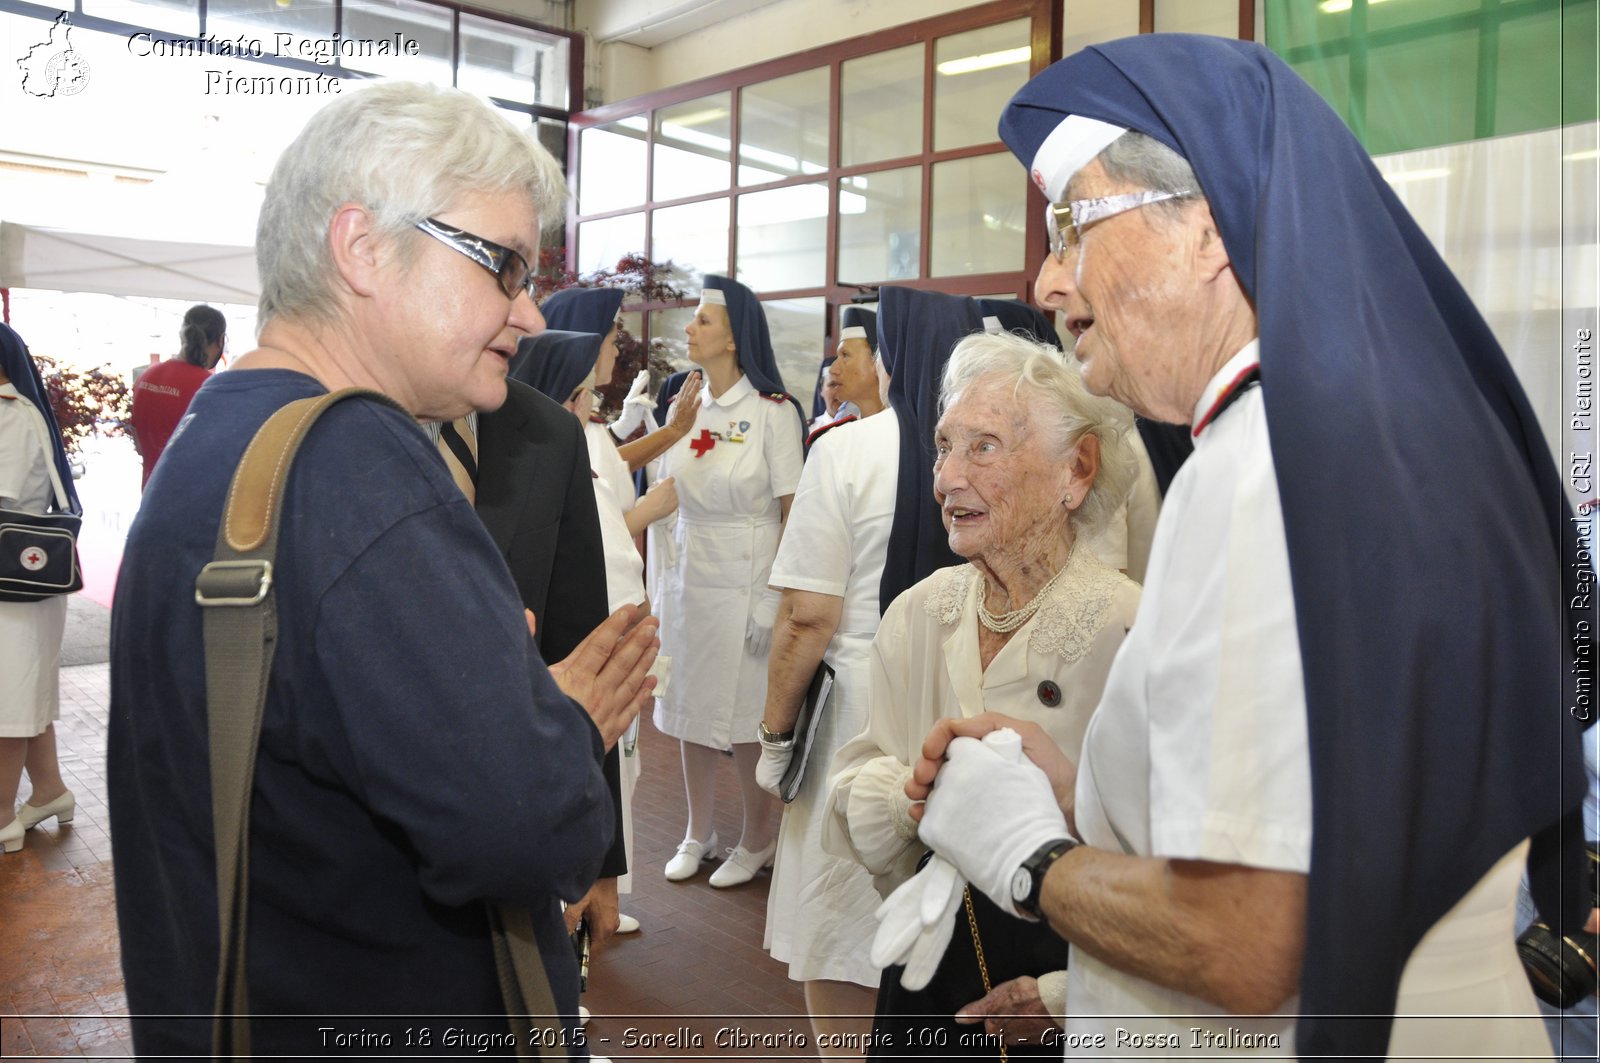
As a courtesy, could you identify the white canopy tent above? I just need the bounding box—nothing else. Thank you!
[0,220,259,305]
[0,154,265,306]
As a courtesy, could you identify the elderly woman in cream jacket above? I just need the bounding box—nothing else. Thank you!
[824,330,1142,1051]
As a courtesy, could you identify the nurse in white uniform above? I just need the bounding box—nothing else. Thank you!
[755,305,892,1049]
[652,274,806,887]
[0,324,76,856]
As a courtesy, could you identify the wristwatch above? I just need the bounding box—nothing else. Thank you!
[758,721,795,744]
[1010,838,1077,920]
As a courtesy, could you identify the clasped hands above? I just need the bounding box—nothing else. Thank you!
[870,715,1077,989]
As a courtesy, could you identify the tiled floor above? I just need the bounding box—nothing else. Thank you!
[0,664,130,1061]
[0,659,823,1060]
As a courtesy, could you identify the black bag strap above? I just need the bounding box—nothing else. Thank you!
[198,389,563,1060]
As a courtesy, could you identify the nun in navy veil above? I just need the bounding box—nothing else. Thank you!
[894,32,1591,1062]
[651,275,807,889]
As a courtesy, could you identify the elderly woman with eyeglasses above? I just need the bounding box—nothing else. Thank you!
[902,37,1590,1062]
[825,328,1141,1054]
[107,81,658,1058]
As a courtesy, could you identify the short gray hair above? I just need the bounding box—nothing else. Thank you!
[1094,131,1203,221]
[257,81,569,327]
[940,330,1138,539]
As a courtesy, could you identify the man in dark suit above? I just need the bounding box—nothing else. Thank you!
[464,377,630,939]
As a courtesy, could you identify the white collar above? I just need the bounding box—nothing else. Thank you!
[1189,340,1261,433]
[707,373,753,408]
[0,382,19,400]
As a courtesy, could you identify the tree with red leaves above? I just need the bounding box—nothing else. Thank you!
[537,250,686,420]
[35,354,130,456]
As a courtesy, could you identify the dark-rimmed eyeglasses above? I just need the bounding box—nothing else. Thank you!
[414,217,537,300]
[1045,189,1195,262]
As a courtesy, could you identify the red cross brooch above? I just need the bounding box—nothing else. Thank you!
[689,421,751,458]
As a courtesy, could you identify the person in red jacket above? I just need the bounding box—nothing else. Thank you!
[129,304,225,486]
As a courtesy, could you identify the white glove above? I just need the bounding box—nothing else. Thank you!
[609,370,659,440]
[918,731,1070,918]
[870,852,964,991]
[745,588,779,657]
[869,730,1030,989]
[754,732,794,797]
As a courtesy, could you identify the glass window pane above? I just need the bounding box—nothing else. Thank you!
[579,118,648,214]
[933,19,1030,152]
[930,153,1025,277]
[738,67,830,186]
[207,0,335,47]
[650,306,696,367]
[1152,0,1238,36]
[651,199,729,283]
[1364,26,1479,155]
[736,184,827,292]
[840,44,923,167]
[7,14,323,178]
[1497,6,1588,134]
[458,13,568,108]
[82,0,196,35]
[618,309,644,342]
[653,93,732,201]
[1367,0,1481,33]
[578,214,645,276]
[762,297,826,401]
[1063,0,1141,60]
[339,0,451,84]
[534,116,567,171]
[837,166,921,284]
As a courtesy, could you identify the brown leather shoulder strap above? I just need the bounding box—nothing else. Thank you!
[198,388,404,1060]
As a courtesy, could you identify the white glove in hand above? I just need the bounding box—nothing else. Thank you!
[870,853,964,991]
[609,370,657,440]
[869,730,1029,989]
[754,733,794,797]
[918,731,1069,918]
[745,588,779,657]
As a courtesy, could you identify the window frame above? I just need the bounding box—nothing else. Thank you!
[567,0,1063,359]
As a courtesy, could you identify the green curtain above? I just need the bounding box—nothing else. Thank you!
[1266,0,1597,155]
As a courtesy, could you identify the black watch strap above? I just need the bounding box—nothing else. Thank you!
[1015,837,1078,920]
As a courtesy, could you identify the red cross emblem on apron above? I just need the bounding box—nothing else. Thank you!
[689,428,717,458]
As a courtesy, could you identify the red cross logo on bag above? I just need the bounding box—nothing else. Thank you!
[20,546,48,571]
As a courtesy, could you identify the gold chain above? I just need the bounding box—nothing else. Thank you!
[962,886,1008,1063]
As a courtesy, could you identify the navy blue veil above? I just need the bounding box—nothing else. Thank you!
[702,275,807,439]
[509,330,602,405]
[539,287,625,339]
[0,323,80,514]
[876,287,986,614]
[1001,34,1590,1057]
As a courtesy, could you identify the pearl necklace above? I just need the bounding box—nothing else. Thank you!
[976,553,1072,634]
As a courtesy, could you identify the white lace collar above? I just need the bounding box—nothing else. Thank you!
[922,546,1123,663]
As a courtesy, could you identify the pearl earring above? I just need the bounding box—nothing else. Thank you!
[1064,493,1074,504]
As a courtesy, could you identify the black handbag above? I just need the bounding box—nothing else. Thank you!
[0,408,82,602]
